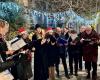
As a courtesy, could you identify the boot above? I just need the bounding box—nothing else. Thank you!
[69,72,73,75]
[56,70,60,78]
[65,74,70,79]
[56,74,60,78]
[86,71,90,79]
[75,69,78,76]
[75,72,78,76]
[92,72,97,80]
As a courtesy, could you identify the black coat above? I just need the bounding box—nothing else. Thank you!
[0,38,15,73]
[67,37,80,55]
[32,34,48,80]
[65,32,70,40]
[78,32,84,55]
[0,38,7,61]
[46,34,59,67]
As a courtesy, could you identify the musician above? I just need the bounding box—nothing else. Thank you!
[68,30,80,76]
[0,19,15,73]
[16,27,33,80]
[32,24,48,80]
[45,27,58,80]
[54,27,70,79]
[80,25,99,79]
[63,27,70,40]
[78,26,86,70]
[62,27,70,56]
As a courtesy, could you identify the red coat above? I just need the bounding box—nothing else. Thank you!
[82,30,99,62]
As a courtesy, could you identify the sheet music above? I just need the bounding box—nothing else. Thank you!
[7,38,26,51]
[57,38,67,45]
[0,70,14,80]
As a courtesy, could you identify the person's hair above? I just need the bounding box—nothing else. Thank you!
[70,30,77,34]
[0,19,9,28]
[65,27,69,30]
[35,24,41,30]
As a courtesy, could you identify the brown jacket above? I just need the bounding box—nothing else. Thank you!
[82,30,99,62]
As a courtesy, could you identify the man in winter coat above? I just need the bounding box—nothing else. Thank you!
[54,27,70,79]
[80,25,99,79]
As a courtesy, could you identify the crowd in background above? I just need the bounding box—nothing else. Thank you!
[0,19,100,80]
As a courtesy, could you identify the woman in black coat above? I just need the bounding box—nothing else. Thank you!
[45,28,58,80]
[32,25,48,80]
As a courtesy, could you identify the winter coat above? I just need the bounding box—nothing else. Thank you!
[81,30,99,62]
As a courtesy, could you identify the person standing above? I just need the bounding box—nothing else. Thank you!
[14,27,33,80]
[45,27,58,80]
[54,27,70,79]
[80,25,99,79]
[32,24,48,80]
[68,30,80,76]
[63,27,70,40]
[78,26,86,70]
[62,27,70,56]
[0,19,18,80]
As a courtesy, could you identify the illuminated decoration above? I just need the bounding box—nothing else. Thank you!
[31,9,100,28]
[0,2,23,23]
[0,2,100,28]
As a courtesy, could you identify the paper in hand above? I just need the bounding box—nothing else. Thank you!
[0,70,14,80]
[8,37,26,51]
[57,38,67,45]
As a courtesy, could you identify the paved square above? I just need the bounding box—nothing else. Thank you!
[31,47,100,80]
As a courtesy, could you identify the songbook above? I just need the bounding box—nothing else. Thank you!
[57,38,68,45]
[8,37,26,51]
[83,39,91,42]
[0,70,14,80]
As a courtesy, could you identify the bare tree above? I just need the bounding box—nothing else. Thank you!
[31,0,100,16]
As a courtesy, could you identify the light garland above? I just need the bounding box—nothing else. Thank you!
[0,2,99,28]
[31,9,99,28]
[0,2,22,23]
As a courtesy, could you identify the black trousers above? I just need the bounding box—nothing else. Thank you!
[69,53,78,74]
[85,61,97,75]
[78,53,83,70]
[55,53,68,76]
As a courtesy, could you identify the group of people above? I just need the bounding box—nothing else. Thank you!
[32,24,100,80]
[0,18,100,80]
